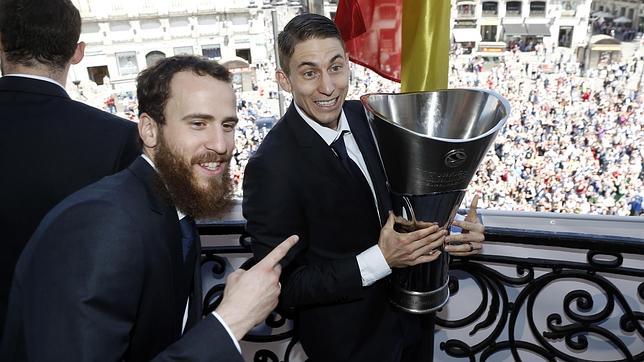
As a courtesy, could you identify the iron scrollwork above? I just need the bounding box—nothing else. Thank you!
[201,243,298,362]
[437,255,644,361]
[199,224,644,361]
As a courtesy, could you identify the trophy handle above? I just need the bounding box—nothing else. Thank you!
[402,195,417,224]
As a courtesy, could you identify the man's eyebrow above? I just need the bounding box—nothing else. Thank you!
[329,54,344,63]
[182,113,214,121]
[222,116,239,124]
[296,61,319,69]
[295,54,345,70]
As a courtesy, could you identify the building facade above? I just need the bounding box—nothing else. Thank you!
[592,0,644,31]
[71,0,303,92]
[450,0,593,55]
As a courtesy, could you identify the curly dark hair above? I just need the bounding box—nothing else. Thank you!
[136,55,232,125]
[0,0,81,70]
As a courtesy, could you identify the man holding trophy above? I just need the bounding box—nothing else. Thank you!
[243,13,490,362]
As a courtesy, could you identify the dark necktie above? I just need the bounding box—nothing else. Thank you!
[331,131,364,179]
[331,131,375,201]
[179,216,197,262]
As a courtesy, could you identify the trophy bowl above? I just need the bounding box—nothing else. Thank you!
[361,89,510,313]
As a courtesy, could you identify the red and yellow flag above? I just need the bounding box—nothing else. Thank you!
[334,0,450,91]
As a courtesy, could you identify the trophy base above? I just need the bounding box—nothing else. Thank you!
[389,280,450,314]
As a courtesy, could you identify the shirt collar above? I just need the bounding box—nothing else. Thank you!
[141,154,186,220]
[4,73,67,93]
[294,102,351,146]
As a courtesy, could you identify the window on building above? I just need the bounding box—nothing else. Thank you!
[169,17,190,27]
[145,51,166,68]
[482,1,498,16]
[231,14,249,26]
[202,44,221,60]
[457,4,476,17]
[87,65,110,86]
[561,1,576,16]
[140,19,161,30]
[480,25,497,41]
[506,1,522,17]
[236,48,252,64]
[558,26,573,48]
[530,1,546,16]
[116,52,139,76]
[174,46,194,55]
[620,7,626,16]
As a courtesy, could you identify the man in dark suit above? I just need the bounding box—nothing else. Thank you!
[0,0,140,334]
[1,56,298,361]
[243,14,485,361]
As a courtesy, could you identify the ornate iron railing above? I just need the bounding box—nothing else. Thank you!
[198,220,644,362]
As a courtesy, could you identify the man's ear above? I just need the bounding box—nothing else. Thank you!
[138,113,160,149]
[70,41,85,65]
[276,69,292,93]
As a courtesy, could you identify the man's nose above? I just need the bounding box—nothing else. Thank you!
[318,72,335,96]
[204,128,228,155]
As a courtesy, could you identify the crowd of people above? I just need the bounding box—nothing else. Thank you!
[452,48,642,216]
[73,47,643,217]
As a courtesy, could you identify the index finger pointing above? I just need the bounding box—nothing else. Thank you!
[256,235,299,268]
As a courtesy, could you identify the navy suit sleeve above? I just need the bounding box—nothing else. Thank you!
[152,314,243,362]
[243,153,365,309]
[14,200,242,362]
[15,200,145,361]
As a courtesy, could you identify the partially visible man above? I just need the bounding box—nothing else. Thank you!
[0,0,140,334]
[1,55,298,361]
[243,14,484,362]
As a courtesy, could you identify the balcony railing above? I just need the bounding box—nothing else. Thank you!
[197,211,644,361]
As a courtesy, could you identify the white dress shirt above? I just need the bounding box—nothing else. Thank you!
[294,104,392,286]
[141,154,241,352]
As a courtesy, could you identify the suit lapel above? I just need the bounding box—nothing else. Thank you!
[128,157,187,333]
[284,101,391,226]
[344,102,392,226]
[283,104,350,187]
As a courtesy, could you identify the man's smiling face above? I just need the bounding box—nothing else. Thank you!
[278,37,349,129]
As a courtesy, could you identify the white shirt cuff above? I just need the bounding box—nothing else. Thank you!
[211,311,242,353]
[356,245,392,286]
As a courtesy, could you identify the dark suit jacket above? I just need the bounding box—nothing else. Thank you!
[243,101,421,362]
[1,157,243,361]
[0,75,140,334]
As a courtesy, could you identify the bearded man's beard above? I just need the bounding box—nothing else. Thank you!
[154,133,233,219]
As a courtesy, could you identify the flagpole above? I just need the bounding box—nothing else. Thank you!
[271,8,285,117]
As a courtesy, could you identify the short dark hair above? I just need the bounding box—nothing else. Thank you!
[0,0,81,70]
[277,13,344,75]
[137,55,232,126]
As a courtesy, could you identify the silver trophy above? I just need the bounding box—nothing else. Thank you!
[361,89,510,313]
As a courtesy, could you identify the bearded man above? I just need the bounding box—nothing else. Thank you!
[1,56,297,362]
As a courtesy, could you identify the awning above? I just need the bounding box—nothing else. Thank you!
[589,34,621,52]
[525,23,551,36]
[453,28,482,43]
[503,23,527,36]
[591,44,622,52]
